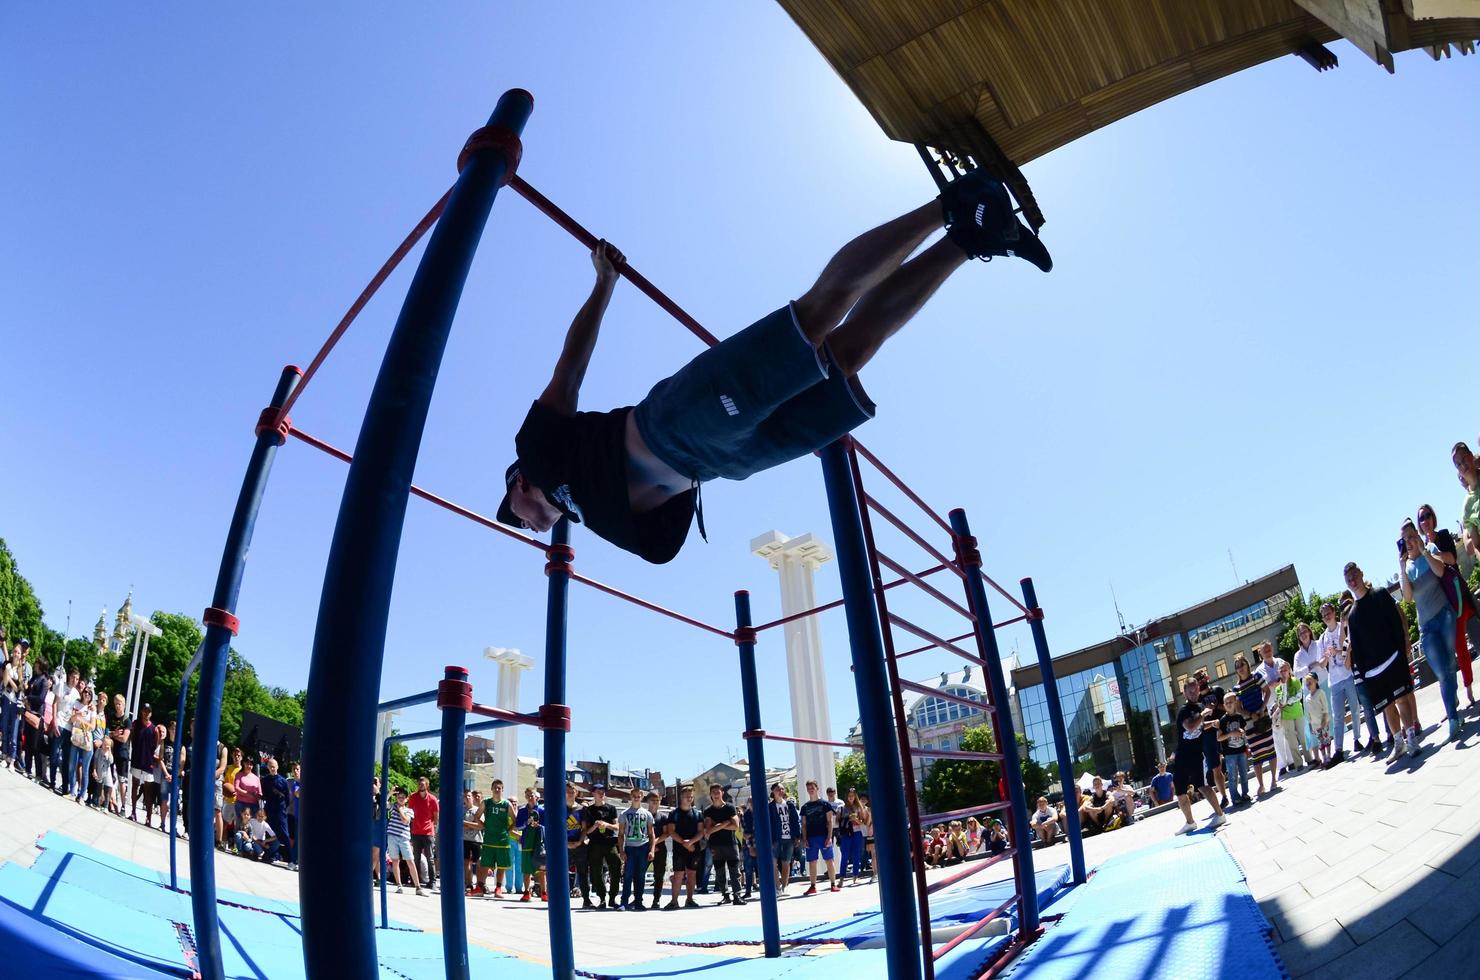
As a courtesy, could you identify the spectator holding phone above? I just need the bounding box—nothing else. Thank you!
[1400,519,1463,743]
[1417,502,1476,710]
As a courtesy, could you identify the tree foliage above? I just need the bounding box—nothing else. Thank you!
[834,753,868,797]
[1277,590,1340,660]
[919,725,1048,819]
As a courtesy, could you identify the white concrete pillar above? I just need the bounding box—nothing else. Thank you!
[485,647,532,795]
[752,531,835,795]
[126,616,162,718]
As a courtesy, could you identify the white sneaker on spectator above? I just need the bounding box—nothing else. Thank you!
[1407,732,1422,756]
[395,886,404,894]
[1208,814,1227,828]
[1174,822,1195,835]
[1387,739,1405,762]
[415,887,425,897]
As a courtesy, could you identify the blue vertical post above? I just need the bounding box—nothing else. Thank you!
[379,738,393,930]
[541,519,576,980]
[734,591,780,958]
[949,509,1037,936]
[170,642,204,890]
[1021,577,1085,885]
[186,363,301,980]
[819,439,922,980]
[437,666,471,980]
[298,89,533,979]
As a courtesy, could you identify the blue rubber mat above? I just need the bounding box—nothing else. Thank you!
[34,832,302,916]
[579,953,832,979]
[382,951,547,980]
[0,893,176,979]
[1002,836,1283,980]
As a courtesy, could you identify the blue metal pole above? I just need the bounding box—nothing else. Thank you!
[297,89,531,980]
[379,738,392,931]
[819,439,922,980]
[541,519,576,980]
[1020,577,1085,885]
[948,509,1038,936]
[734,590,780,958]
[186,364,301,980]
[170,642,204,890]
[437,666,470,980]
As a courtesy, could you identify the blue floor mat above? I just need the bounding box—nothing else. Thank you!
[0,893,177,979]
[1002,836,1284,980]
[579,953,836,979]
[34,832,302,916]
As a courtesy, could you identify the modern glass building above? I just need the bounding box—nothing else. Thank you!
[1011,565,1301,783]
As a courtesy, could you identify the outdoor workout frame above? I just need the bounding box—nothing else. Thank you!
[181,88,1085,980]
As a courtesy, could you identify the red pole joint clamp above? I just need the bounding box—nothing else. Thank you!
[733,626,758,647]
[537,703,572,732]
[1028,607,1045,622]
[457,126,522,183]
[203,607,239,636]
[437,676,473,711]
[544,543,575,577]
[742,729,766,740]
[954,534,983,569]
[254,408,292,446]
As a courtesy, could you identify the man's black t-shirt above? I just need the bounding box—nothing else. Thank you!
[515,402,696,564]
[704,803,739,849]
[670,805,703,843]
[1089,790,1110,807]
[1174,701,1205,762]
[800,799,832,838]
[581,802,619,843]
[1347,587,1407,675]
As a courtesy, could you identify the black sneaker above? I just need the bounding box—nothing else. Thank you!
[734,897,747,907]
[582,899,594,909]
[683,899,699,909]
[663,900,680,910]
[940,170,1052,271]
[718,894,732,905]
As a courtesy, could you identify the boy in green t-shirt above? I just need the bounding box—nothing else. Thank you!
[519,808,546,902]
[478,779,514,898]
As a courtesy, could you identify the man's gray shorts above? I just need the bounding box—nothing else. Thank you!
[634,304,875,483]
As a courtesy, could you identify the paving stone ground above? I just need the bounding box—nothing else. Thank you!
[1,681,1476,976]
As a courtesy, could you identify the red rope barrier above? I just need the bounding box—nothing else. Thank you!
[272,190,453,428]
[850,440,953,536]
[507,176,720,347]
[875,550,975,622]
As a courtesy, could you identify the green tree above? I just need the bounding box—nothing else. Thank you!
[409,749,441,791]
[1277,590,1338,660]
[834,753,869,797]
[920,724,1000,816]
[0,537,47,663]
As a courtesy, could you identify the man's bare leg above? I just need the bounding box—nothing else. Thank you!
[827,237,969,376]
[793,201,943,342]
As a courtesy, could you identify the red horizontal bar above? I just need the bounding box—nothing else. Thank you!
[911,746,1004,761]
[567,571,734,640]
[918,800,1012,827]
[973,567,1031,616]
[288,427,546,552]
[894,630,976,661]
[467,702,541,728]
[896,679,997,716]
[925,847,1018,895]
[753,732,856,750]
[993,613,1029,630]
[933,894,1017,960]
[851,440,953,536]
[508,176,720,348]
[751,562,950,634]
[875,551,975,622]
[272,189,452,428]
[888,614,983,665]
[863,494,964,579]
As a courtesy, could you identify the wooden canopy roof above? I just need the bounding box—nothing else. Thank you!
[778,0,1479,227]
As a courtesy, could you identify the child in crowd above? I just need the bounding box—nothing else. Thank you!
[1304,674,1332,766]
[964,816,982,855]
[1030,797,1058,845]
[93,736,118,813]
[987,818,1009,855]
[237,807,278,862]
[1218,693,1251,806]
[520,808,546,902]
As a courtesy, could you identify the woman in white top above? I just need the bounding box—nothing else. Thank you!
[68,689,98,804]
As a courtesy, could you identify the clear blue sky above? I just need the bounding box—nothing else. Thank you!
[4,5,1477,779]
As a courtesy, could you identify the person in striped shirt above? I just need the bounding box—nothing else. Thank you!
[386,786,425,896]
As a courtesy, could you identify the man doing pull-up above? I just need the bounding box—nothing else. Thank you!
[496,172,1049,562]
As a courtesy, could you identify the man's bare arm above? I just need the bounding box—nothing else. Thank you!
[537,241,624,415]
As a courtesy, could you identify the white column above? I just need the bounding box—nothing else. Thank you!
[127,616,162,717]
[752,531,835,795]
[485,647,533,795]
[375,709,401,771]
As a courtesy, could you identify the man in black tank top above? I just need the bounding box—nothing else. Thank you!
[496,173,1051,563]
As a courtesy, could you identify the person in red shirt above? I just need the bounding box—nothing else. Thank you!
[233,756,263,829]
[408,776,440,891]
